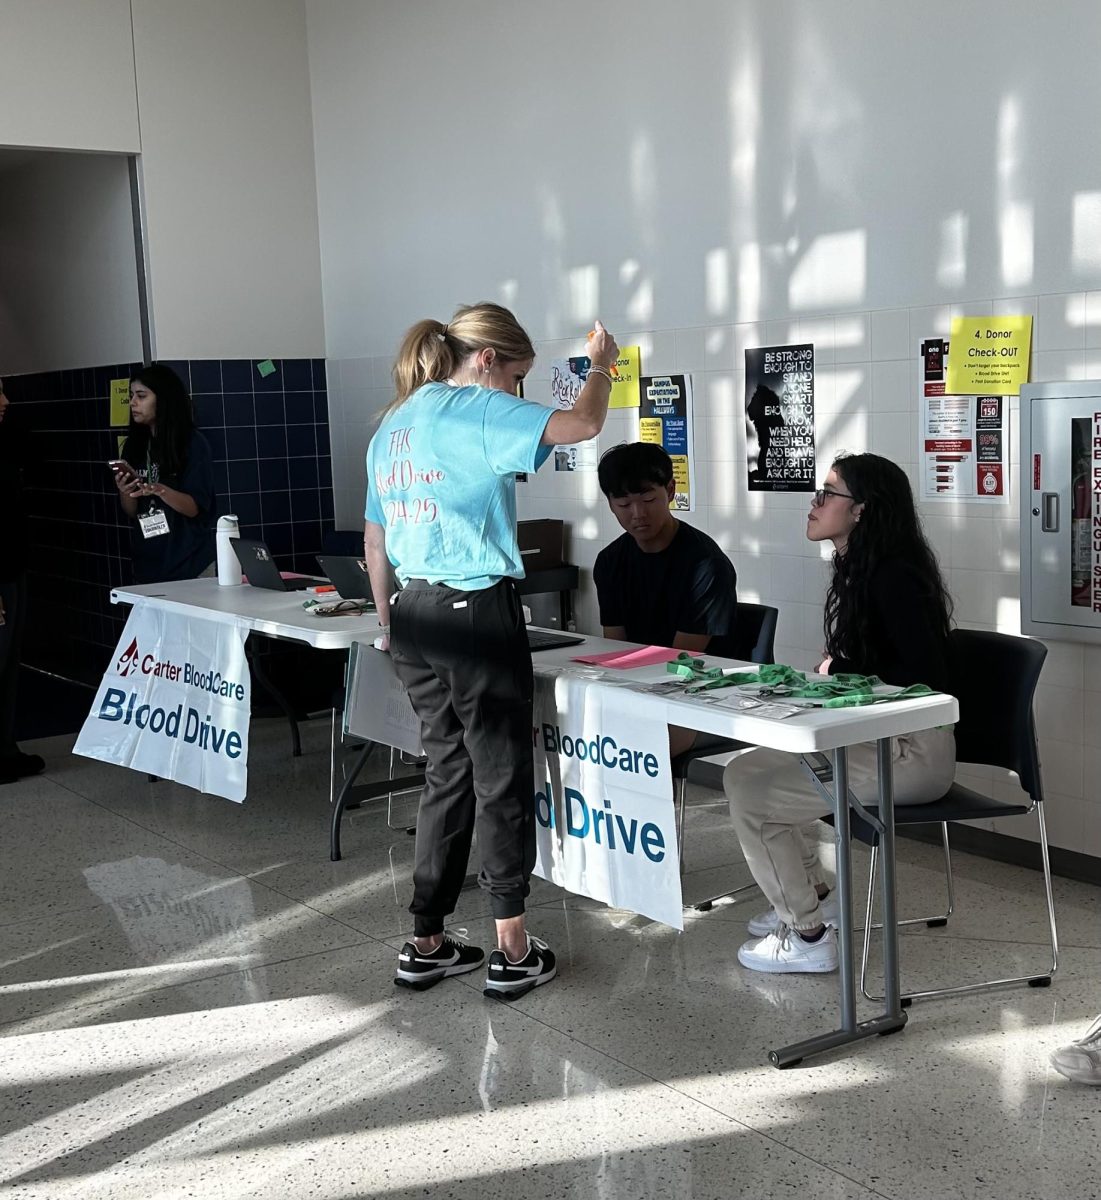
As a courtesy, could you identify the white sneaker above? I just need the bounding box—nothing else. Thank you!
[1051,1017,1101,1085]
[737,925,838,974]
[747,893,840,937]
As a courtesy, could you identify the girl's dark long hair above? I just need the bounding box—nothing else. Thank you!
[823,453,953,666]
[122,364,195,480]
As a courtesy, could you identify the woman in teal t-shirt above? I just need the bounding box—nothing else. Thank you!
[364,302,617,999]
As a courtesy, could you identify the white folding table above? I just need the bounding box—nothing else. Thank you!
[111,578,381,804]
[109,586,959,1067]
[493,635,958,1068]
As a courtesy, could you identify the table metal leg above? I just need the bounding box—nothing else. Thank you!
[832,747,858,1034]
[769,744,907,1068]
[876,736,903,1017]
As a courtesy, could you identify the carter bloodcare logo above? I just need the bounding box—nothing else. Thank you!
[116,638,140,677]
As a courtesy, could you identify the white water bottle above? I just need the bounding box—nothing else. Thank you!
[216,514,241,585]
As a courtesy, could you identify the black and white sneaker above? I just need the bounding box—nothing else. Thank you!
[394,935,485,991]
[483,935,556,1001]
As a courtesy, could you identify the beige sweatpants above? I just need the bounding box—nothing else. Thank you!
[723,726,957,932]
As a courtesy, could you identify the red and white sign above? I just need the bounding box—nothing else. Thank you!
[74,600,252,802]
[918,338,1009,503]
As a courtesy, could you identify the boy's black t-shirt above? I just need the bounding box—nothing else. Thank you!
[593,522,738,655]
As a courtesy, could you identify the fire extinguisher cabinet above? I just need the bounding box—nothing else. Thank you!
[1021,379,1101,642]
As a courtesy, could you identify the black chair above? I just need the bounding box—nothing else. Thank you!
[675,603,778,882]
[847,628,1058,1004]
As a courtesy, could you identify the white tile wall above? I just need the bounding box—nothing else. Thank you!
[328,290,1101,859]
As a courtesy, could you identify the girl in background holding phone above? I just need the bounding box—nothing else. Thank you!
[113,364,215,584]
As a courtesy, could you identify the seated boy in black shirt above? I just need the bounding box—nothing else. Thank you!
[593,443,738,755]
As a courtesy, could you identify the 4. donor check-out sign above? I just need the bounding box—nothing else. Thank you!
[532,674,682,929]
[75,600,251,802]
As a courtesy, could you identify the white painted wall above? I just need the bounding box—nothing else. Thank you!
[308,0,1101,359]
[0,0,139,153]
[0,151,142,374]
[312,0,1101,859]
[131,0,325,359]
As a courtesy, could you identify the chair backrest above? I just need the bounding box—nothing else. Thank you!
[731,602,779,665]
[323,528,366,557]
[948,628,1046,804]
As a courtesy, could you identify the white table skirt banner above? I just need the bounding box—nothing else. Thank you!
[532,673,682,930]
[74,599,252,802]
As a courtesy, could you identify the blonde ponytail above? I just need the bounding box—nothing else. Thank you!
[388,319,459,412]
[381,303,535,417]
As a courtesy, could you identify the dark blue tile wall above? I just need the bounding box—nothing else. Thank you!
[7,358,334,684]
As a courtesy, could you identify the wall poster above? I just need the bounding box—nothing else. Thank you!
[744,344,816,491]
[548,356,598,472]
[919,338,1009,503]
[639,374,695,511]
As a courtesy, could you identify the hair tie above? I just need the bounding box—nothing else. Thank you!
[439,323,449,341]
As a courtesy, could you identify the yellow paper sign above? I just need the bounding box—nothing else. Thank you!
[609,345,641,409]
[639,417,662,444]
[110,378,130,427]
[945,315,1032,396]
[670,455,690,509]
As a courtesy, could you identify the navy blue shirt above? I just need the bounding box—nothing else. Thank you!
[125,430,216,584]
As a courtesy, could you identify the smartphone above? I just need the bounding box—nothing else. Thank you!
[108,460,129,471]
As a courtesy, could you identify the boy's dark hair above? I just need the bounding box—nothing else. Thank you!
[597,442,674,498]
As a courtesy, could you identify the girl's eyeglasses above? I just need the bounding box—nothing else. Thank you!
[812,487,855,507]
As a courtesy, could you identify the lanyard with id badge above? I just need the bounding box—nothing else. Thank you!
[138,454,169,539]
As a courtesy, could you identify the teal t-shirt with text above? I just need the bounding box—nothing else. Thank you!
[365,381,553,590]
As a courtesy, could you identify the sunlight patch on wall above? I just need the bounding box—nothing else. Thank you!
[937,212,969,289]
[999,201,1033,290]
[1072,192,1101,275]
[737,243,761,323]
[619,258,641,286]
[788,229,866,310]
[705,247,730,315]
[627,278,654,323]
[997,95,1033,290]
[996,592,1022,635]
[567,265,599,325]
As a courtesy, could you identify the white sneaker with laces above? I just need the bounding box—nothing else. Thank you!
[747,893,840,937]
[737,925,838,974]
[1050,1016,1101,1085]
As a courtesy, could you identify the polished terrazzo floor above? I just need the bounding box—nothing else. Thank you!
[2,716,1099,1199]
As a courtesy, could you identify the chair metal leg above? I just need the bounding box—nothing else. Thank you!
[676,770,762,911]
[386,745,426,832]
[859,842,878,1001]
[862,803,1060,1005]
[927,822,956,928]
[692,880,762,913]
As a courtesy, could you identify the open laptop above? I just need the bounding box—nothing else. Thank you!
[527,627,584,653]
[233,538,319,591]
[316,555,375,603]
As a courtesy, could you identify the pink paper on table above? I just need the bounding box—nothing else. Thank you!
[571,646,699,669]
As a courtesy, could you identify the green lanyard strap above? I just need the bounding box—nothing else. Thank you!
[665,653,935,706]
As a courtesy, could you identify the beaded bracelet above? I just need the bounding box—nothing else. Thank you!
[587,365,614,383]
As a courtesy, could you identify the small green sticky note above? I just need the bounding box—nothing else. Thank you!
[256,358,277,378]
